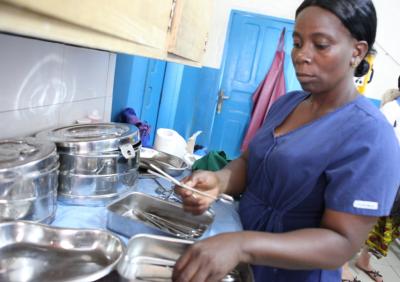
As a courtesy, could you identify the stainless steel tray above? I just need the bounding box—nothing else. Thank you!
[0,221,125,282]
[117,234,254,282]
[106,192,214,240]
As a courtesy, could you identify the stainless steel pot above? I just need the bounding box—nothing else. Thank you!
[0,138,59,223]
[36,123,141,206]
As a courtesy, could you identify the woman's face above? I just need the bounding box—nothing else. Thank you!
[292,6,359,94]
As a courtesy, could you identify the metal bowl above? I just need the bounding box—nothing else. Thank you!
[140,148,188,176]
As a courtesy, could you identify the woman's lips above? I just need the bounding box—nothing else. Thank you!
[296,73,316,83]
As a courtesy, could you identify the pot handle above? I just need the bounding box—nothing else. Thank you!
[120,143,136,159]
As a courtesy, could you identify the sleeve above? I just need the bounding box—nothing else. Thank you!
[324,118,400,216]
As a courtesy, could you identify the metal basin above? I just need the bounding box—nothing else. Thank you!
[0,221,125,282]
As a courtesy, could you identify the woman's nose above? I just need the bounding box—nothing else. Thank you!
[293,49,312,64]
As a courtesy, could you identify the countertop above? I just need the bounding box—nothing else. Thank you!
[49,176,243,281]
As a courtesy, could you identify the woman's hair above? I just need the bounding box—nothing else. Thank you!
[296,0,377,77]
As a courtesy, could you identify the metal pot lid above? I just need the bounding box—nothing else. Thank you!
[0,137,57,172]
[35,123,141,154]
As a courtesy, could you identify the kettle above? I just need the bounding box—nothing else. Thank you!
[153,128,201,160]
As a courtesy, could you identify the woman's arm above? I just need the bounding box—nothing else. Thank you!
[214,150,248,197]
[173,210,377,281]
[239,209,377,269]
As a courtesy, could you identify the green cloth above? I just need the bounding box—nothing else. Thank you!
[192,151,230,171]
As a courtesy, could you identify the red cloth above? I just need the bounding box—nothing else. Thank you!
[241,28,286,152]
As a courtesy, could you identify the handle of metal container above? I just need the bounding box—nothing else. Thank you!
[119,143,136,159]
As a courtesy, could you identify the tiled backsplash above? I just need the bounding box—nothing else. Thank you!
[0,33,116,139]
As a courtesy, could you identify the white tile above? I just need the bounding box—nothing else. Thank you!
[62,45,110,102]
[349,250,400,282]
[371,264,400,282]
[106,53,117,98]
[387,245,400,269]
[0,105,60,139]
[370,253,392,267]
[392,264,400,281]
[57,98,106,126]
[0,34,64,112]
[104,96,113,122]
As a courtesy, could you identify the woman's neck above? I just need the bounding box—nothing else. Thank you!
[310,78,358,105]
[307,83,359,116]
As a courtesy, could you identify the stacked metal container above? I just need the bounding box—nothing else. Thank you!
[36,122,141,206]
[0,137,59,223]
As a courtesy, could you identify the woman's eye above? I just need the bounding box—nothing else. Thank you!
[293,42,301,48]
[315,43,329,50]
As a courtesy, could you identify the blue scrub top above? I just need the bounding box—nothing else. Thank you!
[239,91,400,282]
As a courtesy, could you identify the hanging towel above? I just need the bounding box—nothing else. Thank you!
[241,28,287,151]
[192,151,231,172]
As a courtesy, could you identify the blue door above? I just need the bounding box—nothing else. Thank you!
[209,11,301,158]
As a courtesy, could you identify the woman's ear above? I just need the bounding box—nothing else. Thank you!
[351,40,369,66]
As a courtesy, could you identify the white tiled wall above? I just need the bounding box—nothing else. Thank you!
[0,33,116,139]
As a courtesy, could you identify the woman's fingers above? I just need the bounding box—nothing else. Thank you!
[179,194,209,214]
[173,248,199,281]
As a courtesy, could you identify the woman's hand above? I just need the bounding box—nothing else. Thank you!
[175,170,223,215]
[172,233,243,282]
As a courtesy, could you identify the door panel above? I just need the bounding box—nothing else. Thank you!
[141,59,167,142]
[209,11,301,159]
[112,54,166,145]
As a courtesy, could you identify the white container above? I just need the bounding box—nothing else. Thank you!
[153,128,187,159]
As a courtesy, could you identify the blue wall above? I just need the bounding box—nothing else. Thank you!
[113,52,221,148]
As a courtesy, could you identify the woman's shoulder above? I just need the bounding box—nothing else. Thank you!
[352,95,393,126]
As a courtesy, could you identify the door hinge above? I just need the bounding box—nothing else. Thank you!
[168,0,177,31]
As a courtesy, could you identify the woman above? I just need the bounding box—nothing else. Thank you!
[173,1,400,281]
